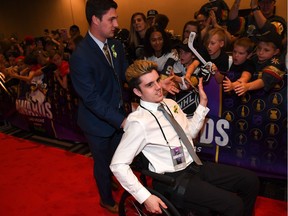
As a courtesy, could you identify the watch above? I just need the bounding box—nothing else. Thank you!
[251,6,260,12]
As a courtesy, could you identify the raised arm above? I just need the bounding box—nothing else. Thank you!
[198,77,208,107]
[9,68,43,83]
[237,71,252,83]
[250,0,267,29]
[185,59,200,80]
[229,0,241,20]
[234,78,264,96]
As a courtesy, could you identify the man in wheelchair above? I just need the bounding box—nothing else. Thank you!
[110,60,259,216]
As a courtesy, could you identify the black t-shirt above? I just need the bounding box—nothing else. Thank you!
[228,59,254,81]
[201,48,229,73]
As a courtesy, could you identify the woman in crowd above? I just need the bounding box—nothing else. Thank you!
[181,20,200,41]
[127,12,148,63]
[144,26,182,81]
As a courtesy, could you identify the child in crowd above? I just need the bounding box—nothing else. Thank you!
[185,27,229,117]
[51,51,69,90]
[0,56,26,90]
[173,38,200,116]
[7,52,42,84]
[233,32,286,96]
[8,50,57,90]
[185,27,229,84]
[223,37,255,93]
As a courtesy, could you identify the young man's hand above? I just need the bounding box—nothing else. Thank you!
[144,195,167,214]
[198,77,208,107]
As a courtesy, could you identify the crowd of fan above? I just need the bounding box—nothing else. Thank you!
[0,0,286,110]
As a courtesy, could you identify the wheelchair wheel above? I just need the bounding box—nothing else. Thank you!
[118,188,181,216]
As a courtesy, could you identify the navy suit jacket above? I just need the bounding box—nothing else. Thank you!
[70,33,128,137]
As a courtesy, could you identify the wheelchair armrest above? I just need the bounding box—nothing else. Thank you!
[141,169,176,186]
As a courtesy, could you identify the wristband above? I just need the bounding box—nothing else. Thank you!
[251,6,260,12]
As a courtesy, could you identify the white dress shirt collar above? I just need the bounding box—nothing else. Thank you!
[139,99,162,112]
[88,30,108,50]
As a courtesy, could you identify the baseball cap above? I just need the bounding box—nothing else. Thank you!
[147,9,158,19]
[257,30,282,49]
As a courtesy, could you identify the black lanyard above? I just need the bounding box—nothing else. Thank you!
[140,102,181,149]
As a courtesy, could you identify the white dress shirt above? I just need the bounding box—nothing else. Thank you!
[110,98,209,204]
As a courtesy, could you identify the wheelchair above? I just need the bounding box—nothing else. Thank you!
[118,153,217,216]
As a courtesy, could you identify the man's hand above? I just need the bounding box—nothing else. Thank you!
[144,195,167,214]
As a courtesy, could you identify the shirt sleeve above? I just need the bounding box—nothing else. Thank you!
[110,118,151,204]
[188,104,210,138]
[227,17,246,36]
[262,64,286,92]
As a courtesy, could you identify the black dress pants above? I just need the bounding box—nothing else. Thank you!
[162,162,259,216]
[85,130,123,206]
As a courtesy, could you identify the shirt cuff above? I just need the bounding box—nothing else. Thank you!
[195,104,210,116]
[134,186,151,204]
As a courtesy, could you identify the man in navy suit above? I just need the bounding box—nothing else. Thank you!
[69,0,128,213]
